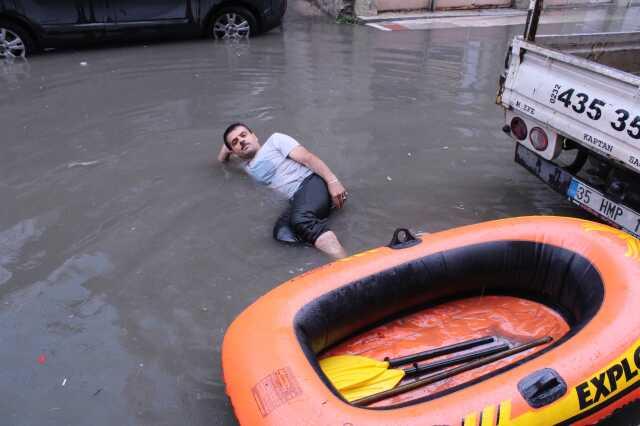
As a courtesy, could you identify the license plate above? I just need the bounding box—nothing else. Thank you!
[567,179,640,238]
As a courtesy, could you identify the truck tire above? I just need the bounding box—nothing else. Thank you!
[565,149,588,175]
[208,7,258,40]
[0,18,36,58]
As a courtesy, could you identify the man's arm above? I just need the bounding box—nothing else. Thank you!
[218,144,232,163]
[288,146,348,209]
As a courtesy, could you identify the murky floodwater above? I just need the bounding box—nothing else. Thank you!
[1,3,638,425]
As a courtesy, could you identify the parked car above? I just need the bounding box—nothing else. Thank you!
[0,0,286,58]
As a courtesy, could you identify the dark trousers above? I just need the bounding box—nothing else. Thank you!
[273,174,331,244]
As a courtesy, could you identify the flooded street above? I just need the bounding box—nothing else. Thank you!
[1,3,639,425]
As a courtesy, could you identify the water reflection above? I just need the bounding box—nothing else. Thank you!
[0,56,30,91]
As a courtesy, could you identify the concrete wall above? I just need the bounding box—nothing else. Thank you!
[377,0,428,12]
[513,0,634,8]
[344,0,638,18]
[432,0,511,10]
[314,0,351,17]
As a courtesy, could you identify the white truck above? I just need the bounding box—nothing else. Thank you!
[497,0,640,237]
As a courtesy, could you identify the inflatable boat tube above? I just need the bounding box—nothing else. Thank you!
[222,216,640,425]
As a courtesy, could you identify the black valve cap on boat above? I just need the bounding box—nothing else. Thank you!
[388,228,421,249]
[518,368,567,408]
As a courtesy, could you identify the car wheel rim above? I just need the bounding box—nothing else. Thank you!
[0,28,26,59]
[213,13,250,40]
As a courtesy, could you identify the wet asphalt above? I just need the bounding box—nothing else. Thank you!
[1,3,639,425]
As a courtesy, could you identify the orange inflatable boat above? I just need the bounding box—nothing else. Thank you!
[222,216,640,425]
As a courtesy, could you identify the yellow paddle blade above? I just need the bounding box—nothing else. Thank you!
[341,368,406,402]
[319,355,390,391]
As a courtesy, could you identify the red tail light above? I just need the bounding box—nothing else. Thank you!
[530,127,548,151]
[510,117,527,141]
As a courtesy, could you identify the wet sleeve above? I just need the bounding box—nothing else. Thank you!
[272,133,300,157]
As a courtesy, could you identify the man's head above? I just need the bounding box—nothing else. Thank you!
[223,123,260,160]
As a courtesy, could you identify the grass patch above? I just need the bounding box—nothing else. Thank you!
[336,14,359,24]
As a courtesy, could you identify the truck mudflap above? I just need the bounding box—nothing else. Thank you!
[516,144,640,239]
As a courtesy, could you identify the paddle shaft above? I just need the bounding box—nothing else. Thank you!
[403,343,510,377]
[353,336,552,406]
[387,336,495,368]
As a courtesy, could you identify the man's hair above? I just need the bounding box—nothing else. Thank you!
[223,122,251,150]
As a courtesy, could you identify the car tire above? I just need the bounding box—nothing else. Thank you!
[0,19,36,59]
[208,7,258,40]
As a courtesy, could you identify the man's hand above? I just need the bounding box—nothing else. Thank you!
[218,144,232,163]
[328,180,348,209]
[288,146,348,208]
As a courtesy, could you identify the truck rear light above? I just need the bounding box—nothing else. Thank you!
[530,127,548,151]
[510,117,527,141]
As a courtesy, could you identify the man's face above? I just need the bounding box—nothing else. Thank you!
[226,126,260,159]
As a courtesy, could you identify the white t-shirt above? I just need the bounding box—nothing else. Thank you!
[244,133,313,199]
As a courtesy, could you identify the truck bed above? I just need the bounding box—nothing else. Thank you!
[537,32,640,76]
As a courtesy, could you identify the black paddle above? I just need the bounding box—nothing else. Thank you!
[353,336,553,406]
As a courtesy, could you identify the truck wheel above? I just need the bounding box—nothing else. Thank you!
[0,19,35,59]
[208,7,258,40]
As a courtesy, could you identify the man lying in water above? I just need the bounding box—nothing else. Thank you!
[217,123,348,259]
